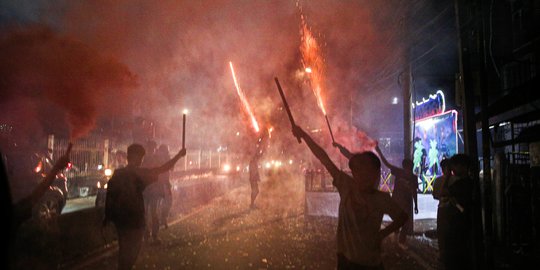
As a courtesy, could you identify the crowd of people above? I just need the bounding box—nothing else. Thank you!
[300,128,474,270]
[4,127,477,270]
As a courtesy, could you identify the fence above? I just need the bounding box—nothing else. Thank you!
[48,135,243,198]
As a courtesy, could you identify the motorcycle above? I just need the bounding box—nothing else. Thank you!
[31,152,69,222]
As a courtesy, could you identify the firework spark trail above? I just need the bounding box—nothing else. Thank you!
[300,11,337,142]
[229,61,260,133]
[300,14,327,116]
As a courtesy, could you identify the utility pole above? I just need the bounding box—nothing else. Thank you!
[403,65,412,160]
[455,0,493,268]
[402,5,412,161]
[478,0,494,267]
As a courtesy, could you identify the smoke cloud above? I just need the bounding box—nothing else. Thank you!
[1,0,410,161]
[0,26,137,140]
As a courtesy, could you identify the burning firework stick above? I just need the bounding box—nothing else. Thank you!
[274,77,301,143]
[324,115,335,143]
[182,113,186,149]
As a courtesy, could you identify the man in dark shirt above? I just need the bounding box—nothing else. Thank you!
[442,154,473,270]
[292,126,406,269]
[104,144,186,270]
[376,146,418,249]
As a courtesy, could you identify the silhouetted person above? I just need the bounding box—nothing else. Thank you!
[376,145,418,249]
[420,148,428,175]
[104,144,186,270]
[156,144,172,229]
[4,150,70,269]
[432,158,451,265]
[249,135,266,209]
[142,140,162,243]
[441,154,473,270]
[292,125,407,269]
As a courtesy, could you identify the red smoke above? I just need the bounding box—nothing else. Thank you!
[0,26,137,140]
[356,131,377,152]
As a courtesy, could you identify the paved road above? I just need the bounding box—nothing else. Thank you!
[72,171,439,270]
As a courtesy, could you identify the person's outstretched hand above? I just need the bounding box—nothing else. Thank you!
[178,148,187,157]
[374,141,382,153]
[292,125,305,139]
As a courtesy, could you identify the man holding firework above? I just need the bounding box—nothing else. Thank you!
[104,144,186,270]
[290,125,407,269]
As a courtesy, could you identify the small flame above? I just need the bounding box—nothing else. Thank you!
[34,161,43,173]
[300,15,327,116]
[229,61,260,133]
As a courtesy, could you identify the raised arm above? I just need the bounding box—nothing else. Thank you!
[27,154,70,206]
[13,153,70,227]
[332,142,353,159]
[375,145,401,173]
[149,148,186,175]
[292,125,340,178]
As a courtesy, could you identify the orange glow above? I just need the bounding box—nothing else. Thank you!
[229,61,260,133]
[34,161,43,173]
[300,15,327,115]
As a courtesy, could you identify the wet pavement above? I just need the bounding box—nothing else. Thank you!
[70,171,441,270]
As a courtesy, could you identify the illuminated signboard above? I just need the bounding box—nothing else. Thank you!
[412,90,445,121]
[413,110,458,193]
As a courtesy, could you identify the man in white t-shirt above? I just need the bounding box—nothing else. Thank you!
[292,125,407,269]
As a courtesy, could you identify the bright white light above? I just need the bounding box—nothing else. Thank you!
[265,162,271,169]
[182,109,189,114]
[289,159,293,165]
[236,165,241,172]
[236,131,240,136]
[104,183,108,189]
[97,164,103,170]
[413,90,446,112]
[305,67,312,73]
[104,168,113,177]
[223,164,231,172]
[392,97,399,104]
[97,182,101,188]
[417,118,438,130]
